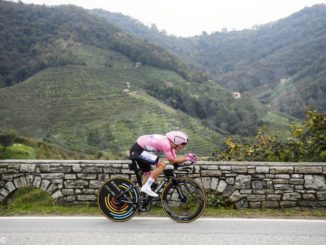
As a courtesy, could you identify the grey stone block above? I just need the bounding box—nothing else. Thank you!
[302,194,316,200]
[72,164,82,172]
[296,167,323,174]
[77,174,97,180]
[252,181,267,189]
[235,175,251,189]
[229,190,242,202]
[210,178,219,190]
[33,176,42,188]
[20,164,36,173]
[77,195,96,201]
[216,180,227,193]
[267,194,281,201]
[41,179,51,190]
[0,188,9,197]
[201,177,211,189]
[282,193,301,201]
[290,179,304,185]
[247,195,266,202]
[270,167,293,174]
[90,180,103,189]
[52,190,63,199]
[304,175,326,190]
[232,166,247,173]
[64,174,77,180]
[64,180,88,188]
[256,166,269,173]
[5,181,15,192]
[317,191,326,200]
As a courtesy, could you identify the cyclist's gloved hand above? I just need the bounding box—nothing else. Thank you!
[185,153,198,164]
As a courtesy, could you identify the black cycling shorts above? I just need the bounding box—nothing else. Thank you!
[129,143,159,172]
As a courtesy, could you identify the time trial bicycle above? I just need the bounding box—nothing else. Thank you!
[97,160,206,223]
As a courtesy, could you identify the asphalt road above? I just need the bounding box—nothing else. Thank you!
[0,217,326,245]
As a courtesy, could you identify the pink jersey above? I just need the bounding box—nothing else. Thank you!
[137,134,176,161]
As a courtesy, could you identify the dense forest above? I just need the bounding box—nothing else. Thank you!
[0,1,206,87]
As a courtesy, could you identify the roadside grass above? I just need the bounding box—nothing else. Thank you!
[1,187,325,218]
[0,144,37,159]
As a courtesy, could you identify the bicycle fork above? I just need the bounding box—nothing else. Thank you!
[172,179,188,202]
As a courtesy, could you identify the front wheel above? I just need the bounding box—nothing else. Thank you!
[161,178,206,223]
[98,177,140,222]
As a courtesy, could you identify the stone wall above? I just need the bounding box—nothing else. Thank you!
[0,160,325,208]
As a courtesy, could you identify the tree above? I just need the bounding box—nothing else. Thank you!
[291,110,326,161]
[215,110,326,162]
[0,130,17,153]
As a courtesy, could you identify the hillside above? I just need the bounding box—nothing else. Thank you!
[0,1,294,138]
[0,1,296,160]
[94,5,326,118]
[0,43,224,157]
[0,135,94,160]
[0,1,203,88]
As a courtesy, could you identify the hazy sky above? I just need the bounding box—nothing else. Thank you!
[15,0,326,37]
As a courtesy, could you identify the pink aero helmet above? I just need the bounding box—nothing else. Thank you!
[166,131,188,145]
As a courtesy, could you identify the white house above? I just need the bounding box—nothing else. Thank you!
[232,92,241,99]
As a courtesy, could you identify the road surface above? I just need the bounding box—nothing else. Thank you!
[0,217,326,245]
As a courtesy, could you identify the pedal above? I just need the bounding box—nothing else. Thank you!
[139,195,152,212]
[151,182,158,191]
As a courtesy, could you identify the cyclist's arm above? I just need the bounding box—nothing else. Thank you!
[168,155,187,165]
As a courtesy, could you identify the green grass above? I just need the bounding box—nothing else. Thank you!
[2,202,325,219]
[0,137,95,160]
[0,144,36,159]
[1,187,325,219]
[7,186,54,209]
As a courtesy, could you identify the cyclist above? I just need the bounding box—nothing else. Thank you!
[129,131,198,197]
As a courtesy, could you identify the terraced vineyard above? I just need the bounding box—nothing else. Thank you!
[0,46,224,157]
[0,43,293,158]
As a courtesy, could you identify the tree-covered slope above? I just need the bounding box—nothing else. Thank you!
[0,1,203,87]
[0,1,294,139]
[0,43,224,157]
[0,1,296,161]
[95,5,326,118]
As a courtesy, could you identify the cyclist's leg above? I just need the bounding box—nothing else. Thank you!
[142,170,152,185]
[130,143,151,185]
[150,160,166,180]
[137,151,160,197]
[132,156,154,188]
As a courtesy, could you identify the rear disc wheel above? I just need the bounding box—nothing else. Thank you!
[98,177,139,222]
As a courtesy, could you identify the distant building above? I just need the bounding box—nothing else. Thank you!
[135,62,142,68]
[232,92,241,99]
[122,89,130,96]
[280,78,290,84]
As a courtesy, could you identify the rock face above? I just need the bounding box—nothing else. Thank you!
[0,160,325,208]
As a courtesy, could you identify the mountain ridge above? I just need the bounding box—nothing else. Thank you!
[0,1,296,158]
[93,4,326,118]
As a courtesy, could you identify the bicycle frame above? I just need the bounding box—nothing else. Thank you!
[130,161,174,190]
[129,160,188,204]
[98,161,205,222]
